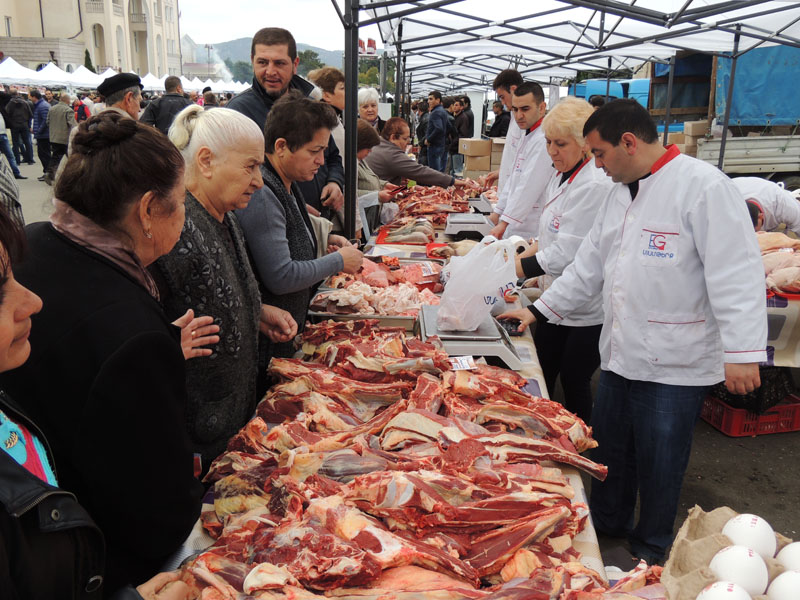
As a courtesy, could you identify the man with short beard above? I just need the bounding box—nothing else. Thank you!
[228,27,344,218]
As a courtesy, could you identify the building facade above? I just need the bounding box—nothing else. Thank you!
[0,0,182,76]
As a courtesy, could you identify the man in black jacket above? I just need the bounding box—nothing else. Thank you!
[227,27,344,221]
[451,98,470,177]
[488,100,511,137]
[4,90,34,166]
[140,75,192,134]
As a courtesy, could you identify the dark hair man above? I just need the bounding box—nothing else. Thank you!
[140,75,192,134]
[734,177,800,234]
[6,90,34,167]
[424,91,448,173]
[227,27,344,221]
[97,72,143,120]
[483,68,526,194]
[28,89,51,181]
[450,98,470,177]
[489,81,551,240]
[589,95,606,109]
[460,94,474,137]
[487,100,510,137]
[500,99,766,565]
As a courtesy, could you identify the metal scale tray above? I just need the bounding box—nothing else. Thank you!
[468,194,495,215]
[444,213,494,238]
[418,304,529,371]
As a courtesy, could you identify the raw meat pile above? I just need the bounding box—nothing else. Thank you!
[383,217,436,244]
[327,256,443,292]
[310,282,440,316]
[393,186,471,225]
[178,321,663,598]
[758,232,800,293]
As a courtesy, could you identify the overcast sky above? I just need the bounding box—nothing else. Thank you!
[179,0,384,51]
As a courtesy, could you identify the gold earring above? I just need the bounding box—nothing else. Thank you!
[145,230,152,239]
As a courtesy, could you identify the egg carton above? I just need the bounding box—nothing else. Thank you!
[662,505,793,600]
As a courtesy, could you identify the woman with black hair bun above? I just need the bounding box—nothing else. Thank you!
[0,111,204,594]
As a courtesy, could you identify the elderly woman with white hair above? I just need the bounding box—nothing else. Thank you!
[500,96,615,423]
[358,87,385,133]
[152,105,297,471]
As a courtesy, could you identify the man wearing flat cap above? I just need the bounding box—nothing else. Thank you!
[97,73,143,120]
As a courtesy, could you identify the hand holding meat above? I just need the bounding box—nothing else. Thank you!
[724,362,761,394]
[320,182,344,211]
[497,307,536,332]
[327,234,351,250]
[173,309,220,360]
[260,305,298,343]
[136,571,192,600]
[338,245,364,274]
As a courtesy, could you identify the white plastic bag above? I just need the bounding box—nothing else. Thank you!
[437,237,524,331]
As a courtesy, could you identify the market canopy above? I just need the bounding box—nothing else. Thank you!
[347,0,800,92]
[69,65,103,88]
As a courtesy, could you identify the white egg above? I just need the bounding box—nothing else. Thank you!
[696,581,752,600]
[767,570,800,600]
[722,514,777,560]
[709,545,769,596]
[776,542,800,571]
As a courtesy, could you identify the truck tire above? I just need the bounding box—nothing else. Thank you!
[778,175,800,192]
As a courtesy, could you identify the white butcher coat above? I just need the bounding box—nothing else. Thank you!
[533,146,767,386]
[734,177,800,234]
[494,119,524,197]
[535,158,614,327]
[493,120,554,240]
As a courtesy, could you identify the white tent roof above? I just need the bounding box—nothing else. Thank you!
[0,57,38,85]
[140,72,163,92]
[97,68,120,81]
[28,62,71,87]
[69,65,103,88]
[352,0,800,91]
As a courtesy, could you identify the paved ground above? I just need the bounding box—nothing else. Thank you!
[15,158,55,224]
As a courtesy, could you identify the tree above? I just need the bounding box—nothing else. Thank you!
[84,49,96,73]
[224,57,253,83]
[297,49,324,76]
[358,56,395,92]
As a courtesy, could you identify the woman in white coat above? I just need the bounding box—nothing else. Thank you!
[512,97,614,422]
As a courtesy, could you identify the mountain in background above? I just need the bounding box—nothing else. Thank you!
[209,37,345,68]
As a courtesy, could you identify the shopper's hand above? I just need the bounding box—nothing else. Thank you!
[306,203,321,217]
[378,189,393,203]
[484,170,499,188]
[260,305,298,343]
[338,245,364,274]
[136,571,192,600]
[173,309,220,360]
[320,182,344,211]
[453,179,470,187]
[496,308,536,333]
[489,221,508,239]
[724,362,761,394]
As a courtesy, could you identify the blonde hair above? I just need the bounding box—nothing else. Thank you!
[168,105,263,174]
[542,96,594,145]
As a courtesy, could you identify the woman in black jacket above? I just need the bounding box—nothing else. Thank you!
[0,112,204,596]
[0,205,188,599]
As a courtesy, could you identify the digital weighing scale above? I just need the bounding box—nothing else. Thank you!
[418,304,531,371]
[444,213,494,238]
[467,194,495,215]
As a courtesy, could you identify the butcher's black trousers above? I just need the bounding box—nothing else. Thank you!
[533,319,601,423]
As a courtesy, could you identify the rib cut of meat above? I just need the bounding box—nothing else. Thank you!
[440,428,608,481]
[329,566,490,599]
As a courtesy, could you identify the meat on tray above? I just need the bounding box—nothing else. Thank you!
[327,256,442,291]
[383,216,436,244]
[310,281,440,316]
[757,230,800,254]
[178,322,665,599]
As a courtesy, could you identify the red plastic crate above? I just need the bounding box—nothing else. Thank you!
[701,394,800,437]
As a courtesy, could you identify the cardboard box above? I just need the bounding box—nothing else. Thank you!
[491,150,503,163]
[459,138,492,156]
[674,143,686,153]
[683,120,707,136]
[491,137,506,148]
[464,155,491,171]
[491,160,502,170]
[463,169,490,180]
[665,132,685,144]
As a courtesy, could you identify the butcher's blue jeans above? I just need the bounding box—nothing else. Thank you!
[589,370,707,562]
[427,144,447,173]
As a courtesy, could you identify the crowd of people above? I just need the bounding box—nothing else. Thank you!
[0,19,795,600]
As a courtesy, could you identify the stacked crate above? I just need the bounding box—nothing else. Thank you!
[491,138,504,171]
[679,120,707,157]
[459,138,493,179]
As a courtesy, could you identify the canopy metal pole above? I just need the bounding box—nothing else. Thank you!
[662,54,676,145]
[343,0,359,241]
[605,56,611,100]
[380,52,387,101]
[718,24,741,171]
[395,21,403,117]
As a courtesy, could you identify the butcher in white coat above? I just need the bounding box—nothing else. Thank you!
[500,99,766,565]
[488,81,555,240]
[734,176,800,234]
[485,69,524,218]
[514,96,615,423]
